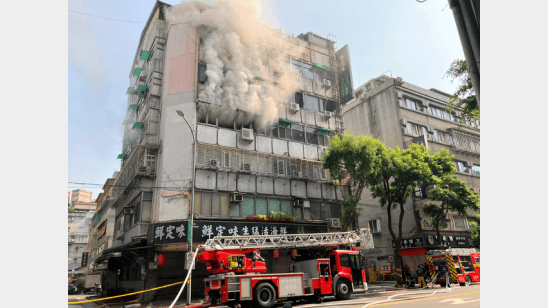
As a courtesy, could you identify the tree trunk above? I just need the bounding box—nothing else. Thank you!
[394,244,403,286]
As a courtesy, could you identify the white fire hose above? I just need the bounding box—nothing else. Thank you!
[169,246,200,308]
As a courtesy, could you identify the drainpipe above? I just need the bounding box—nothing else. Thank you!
[449,0,480,109]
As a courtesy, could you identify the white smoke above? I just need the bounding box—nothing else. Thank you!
[167,0,307,129]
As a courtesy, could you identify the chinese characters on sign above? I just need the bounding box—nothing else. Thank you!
[148,221,327,245]
[336,44,354,105]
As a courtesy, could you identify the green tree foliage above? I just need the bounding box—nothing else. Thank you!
[323,134,456,285]
[469,214,480,248]
[445,59,479,122]
[421,175,480,247]
[322,134,386,231]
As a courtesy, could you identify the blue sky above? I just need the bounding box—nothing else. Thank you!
[68,0,465,200]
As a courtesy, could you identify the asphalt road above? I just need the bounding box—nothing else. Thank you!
[291,284,480,308]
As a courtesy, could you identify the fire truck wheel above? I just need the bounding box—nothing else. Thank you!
[253,282,277,308]
[335,279,351,300]
[466,275,472,285]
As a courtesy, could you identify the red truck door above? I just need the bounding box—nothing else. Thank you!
[318,261,333,295]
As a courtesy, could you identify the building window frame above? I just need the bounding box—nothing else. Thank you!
[451,215,469,230]
[404,97,423,111]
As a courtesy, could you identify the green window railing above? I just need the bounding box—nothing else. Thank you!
[133,122,144,129]
[117,154,127,159]
[126,87,133,94]
[137,85,147,92]
[133,68,142,76]
[129,104,137,110]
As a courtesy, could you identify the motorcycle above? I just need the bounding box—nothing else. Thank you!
[95,282,102,297]
[68,284,79,295]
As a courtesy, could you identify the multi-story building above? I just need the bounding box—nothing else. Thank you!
[92,1,354,300]
[70,189,93,208]
[68,205,95,273]
[343,75,480,274]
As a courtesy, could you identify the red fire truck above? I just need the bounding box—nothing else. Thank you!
[427,251,480,286]
[197,229,374,308]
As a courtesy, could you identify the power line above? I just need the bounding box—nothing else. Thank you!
[69,9,146,24]
[68,181,187,190]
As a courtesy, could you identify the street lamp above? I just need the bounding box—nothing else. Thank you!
[176,109,196,305]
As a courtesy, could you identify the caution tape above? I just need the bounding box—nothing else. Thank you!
[68,280,191,305]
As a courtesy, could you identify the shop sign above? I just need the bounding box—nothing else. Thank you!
[149,262,157,270]
[393,237,424,248]
[388,256,394,262]
[148,220,328,245]
[336,44,354,104]
[380,263,392,273]
[81,252,88,268]
[94,262,108,271]
[424,234,470,248]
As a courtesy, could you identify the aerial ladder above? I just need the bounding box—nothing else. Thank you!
[196,229,374,308]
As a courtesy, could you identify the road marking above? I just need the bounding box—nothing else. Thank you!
[440,298,480,305]
[362,291,480,307]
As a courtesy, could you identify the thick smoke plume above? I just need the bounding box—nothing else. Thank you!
[167,0,307,129]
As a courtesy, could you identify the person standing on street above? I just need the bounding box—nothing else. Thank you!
[416,265,426,288]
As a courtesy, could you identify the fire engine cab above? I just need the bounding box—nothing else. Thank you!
[197,229,373,308]
[427,251,480,286]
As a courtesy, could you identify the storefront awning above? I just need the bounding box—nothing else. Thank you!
[401,247,426,256]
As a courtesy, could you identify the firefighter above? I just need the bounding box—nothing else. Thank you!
[416,265,426,288]
[369,266,377,283]
[374,266,380,283]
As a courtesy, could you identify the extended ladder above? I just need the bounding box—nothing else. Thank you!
[202,228,374,251]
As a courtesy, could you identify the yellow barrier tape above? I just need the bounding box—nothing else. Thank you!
[68,280,192,305]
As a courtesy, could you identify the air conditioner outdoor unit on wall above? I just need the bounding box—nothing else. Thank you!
[210,159,219,169]
[244,164,251,172]
[330,218,341,228]
[322,79,332,88]
[324,111,334,118]
[138,165,147,173]
[123,207,134,215]
[290,103,300,113]
[230,194,244,202]
[241,128,254,143]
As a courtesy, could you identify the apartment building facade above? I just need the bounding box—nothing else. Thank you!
[92,1,354,300]
[343,75,479,273]
[68,208,94,273]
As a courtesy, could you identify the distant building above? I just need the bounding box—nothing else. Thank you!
[343,75,479,273]
[70,189,93,208]
[68,203,95,273]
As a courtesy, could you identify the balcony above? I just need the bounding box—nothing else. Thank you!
[114,145,158,197]
[449,129,480,155]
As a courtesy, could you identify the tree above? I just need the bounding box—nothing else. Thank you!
[322,134,387,231]
[368,143,454,285]
[469,214,480,248]
[323,135,455,285]
[445,59,479,123]
[421,175,480,247]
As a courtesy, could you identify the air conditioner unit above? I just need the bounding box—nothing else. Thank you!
[241,128,254,143]
[243,164,251,172]
[123,207,134,215]
[358,94,365,100]
[290,102,300,113]
[138,165,147,173]
[303,200,310,208]
[293,199,305,207]
[324,111,334,118]
[210,159,219,170]
[322,79,332,88]
[230,194,244,202]
[330,218,341,228]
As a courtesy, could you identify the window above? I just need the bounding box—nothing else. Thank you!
[368,219,381,233]
[455,161,466,173]
[306,127,318,145]
[304,94,319,111]
[433,130,451,143]
[198,64,207,84]
[474,257,480,264]
[194,192,229,217]
[340,255,350,267]
[452,216,468,229]
[472,165,480,176]
[292,124,305,142]
[405,98,422,111]
[291,59,302,75]
[428,105,454,121]
[460,255,475,272]
[406,123,426,136]
[302,63,314,80]
[321,203,332,220]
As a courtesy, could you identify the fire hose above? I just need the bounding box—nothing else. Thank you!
[169,246,200,308]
